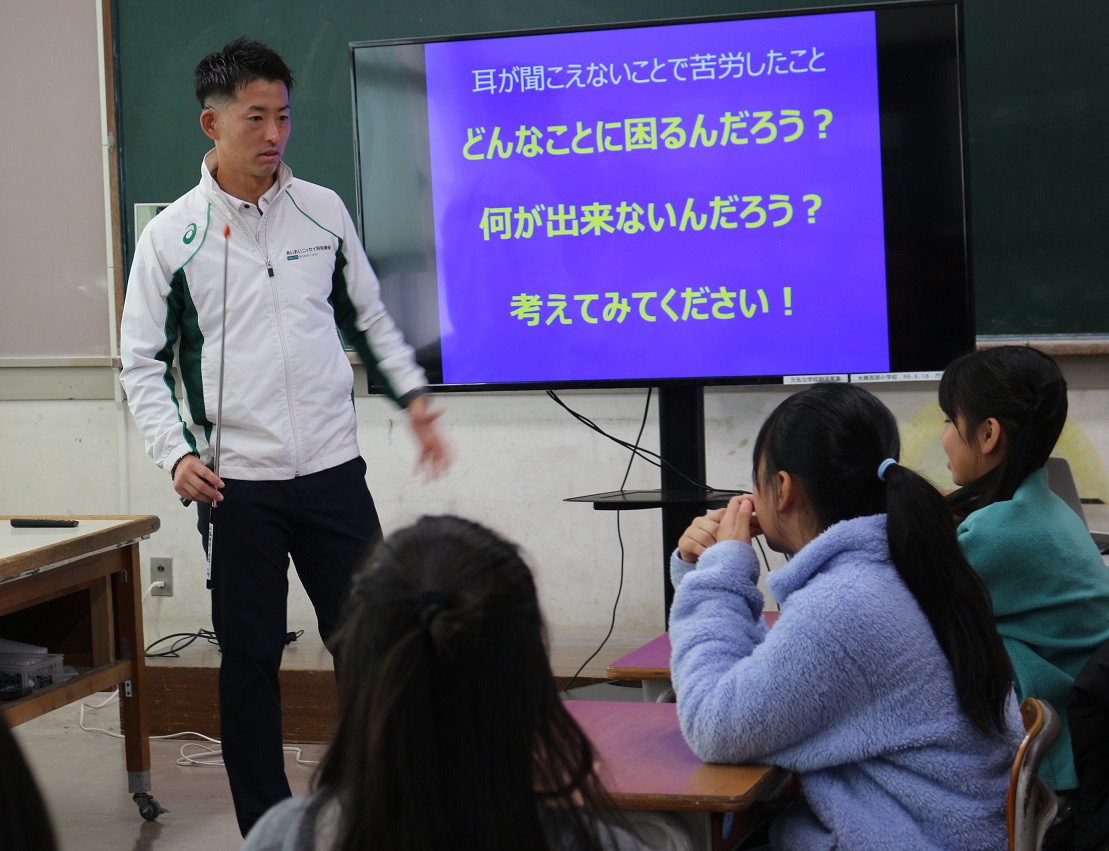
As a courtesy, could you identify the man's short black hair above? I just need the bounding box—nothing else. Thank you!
[195,37,294,107]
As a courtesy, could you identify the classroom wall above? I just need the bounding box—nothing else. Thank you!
[7,364,1109,672]
[1,0,1108,673]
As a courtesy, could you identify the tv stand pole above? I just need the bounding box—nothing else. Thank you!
[657,385,706,623]
[565,385,729,627]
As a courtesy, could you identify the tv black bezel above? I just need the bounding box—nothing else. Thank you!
[350,0,973,392]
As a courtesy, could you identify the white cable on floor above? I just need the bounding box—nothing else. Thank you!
[80,699,318,766]
[75,581,320,767]
[175,742,317,767]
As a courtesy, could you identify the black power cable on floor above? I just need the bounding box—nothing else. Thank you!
[561,389,653,694]
[554,390,781,694]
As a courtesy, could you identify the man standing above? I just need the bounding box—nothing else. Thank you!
[120,37,449,835]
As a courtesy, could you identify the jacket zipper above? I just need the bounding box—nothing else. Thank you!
[258,202,304,476]
[216,194,304,476]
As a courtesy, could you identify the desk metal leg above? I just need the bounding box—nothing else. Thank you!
[642,679,675,703]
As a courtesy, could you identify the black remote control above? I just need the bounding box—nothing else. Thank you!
[10,518,79,528]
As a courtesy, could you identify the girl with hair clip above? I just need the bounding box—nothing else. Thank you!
[241,514,673,851]
[669,382,1021,851]
[939,345,1109,796]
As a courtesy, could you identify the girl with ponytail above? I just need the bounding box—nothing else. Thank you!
[939,345,1109,794]
[669,382,1020,851]
[241,515,662,851]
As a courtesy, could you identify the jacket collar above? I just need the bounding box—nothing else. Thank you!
[767,513,889,604]
[199,148,293,203]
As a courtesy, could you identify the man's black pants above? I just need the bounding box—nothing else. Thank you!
[197,456,381,837]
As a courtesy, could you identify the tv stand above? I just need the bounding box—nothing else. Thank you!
[565,488,736,511]
[566,386,726,623]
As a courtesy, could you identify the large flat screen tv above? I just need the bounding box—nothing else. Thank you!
[351,0,971,390]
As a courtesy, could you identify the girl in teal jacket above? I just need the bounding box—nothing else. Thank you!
[940,345,1109,791]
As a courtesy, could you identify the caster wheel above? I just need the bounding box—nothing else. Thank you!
[133,793,168,821]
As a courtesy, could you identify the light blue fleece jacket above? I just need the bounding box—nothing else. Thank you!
[669,514,1022,851]
[958,467,1109,791]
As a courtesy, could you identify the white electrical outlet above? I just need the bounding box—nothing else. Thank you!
[151,558,174,596]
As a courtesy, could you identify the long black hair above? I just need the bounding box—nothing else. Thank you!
[314,515,628,851]
[939,345,1068,519]
[0,719,57,851]
[753,382,1013,735]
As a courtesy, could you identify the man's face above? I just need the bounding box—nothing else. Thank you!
[204,78,290,189]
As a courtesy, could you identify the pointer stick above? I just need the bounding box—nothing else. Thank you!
[206,224,231,586]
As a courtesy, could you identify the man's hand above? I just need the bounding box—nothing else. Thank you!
[406,395,452,480]
[173,454,224,504]
[677,507,726,564]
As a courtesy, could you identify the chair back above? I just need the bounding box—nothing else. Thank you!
[1008,697,1061,851]
[1045,457,1088,527]
[1068,639,1109,851]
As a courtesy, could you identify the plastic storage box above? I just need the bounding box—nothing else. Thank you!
[0,652,64,699]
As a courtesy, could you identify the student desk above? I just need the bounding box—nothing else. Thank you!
[607,614,780,702]
[0,515,163,820]
[567,700,791,850]
[606,633,675,702]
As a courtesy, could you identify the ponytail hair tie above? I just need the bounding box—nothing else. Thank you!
[416,590,451,629]
[877,458,898,482]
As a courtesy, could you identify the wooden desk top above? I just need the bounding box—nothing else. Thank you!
[0,516,160,582]
[606,633,673,680]
[606,613,779,681]
[566,700,788,812]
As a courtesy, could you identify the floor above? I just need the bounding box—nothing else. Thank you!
[12,681,642,851]
[13,698,322,851]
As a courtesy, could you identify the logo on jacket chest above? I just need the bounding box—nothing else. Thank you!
[285,244,333,261]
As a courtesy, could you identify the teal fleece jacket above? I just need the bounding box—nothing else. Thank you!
[959,467,1109,790]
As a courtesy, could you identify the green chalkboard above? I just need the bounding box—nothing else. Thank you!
[962,1,1109,336]
[115,0,1109,337]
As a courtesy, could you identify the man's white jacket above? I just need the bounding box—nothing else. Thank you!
[120,152,426,481]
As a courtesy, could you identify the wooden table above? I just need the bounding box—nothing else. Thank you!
[607,633,674,701]
[607,633,674,681]
[567,700,791,850]
[0,515,163,820]
[607,614,780,702]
